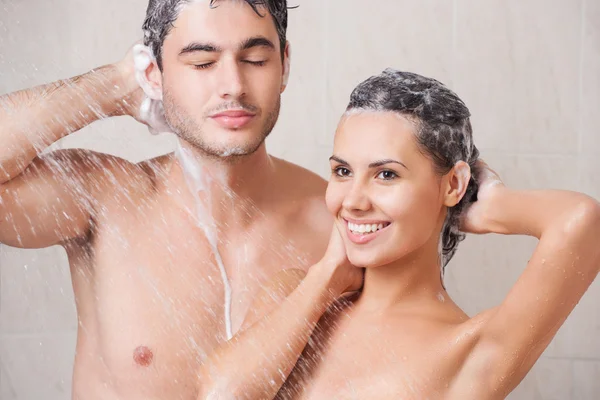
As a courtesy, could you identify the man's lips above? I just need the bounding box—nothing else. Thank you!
[211,110,255,118]
[210,110,256,129]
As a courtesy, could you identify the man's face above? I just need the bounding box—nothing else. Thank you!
[159,1,288,158]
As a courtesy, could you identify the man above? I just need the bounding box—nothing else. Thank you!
[0,1,331,398]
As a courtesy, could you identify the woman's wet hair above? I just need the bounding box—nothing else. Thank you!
[346,69,480,272]
[142,0,290,70]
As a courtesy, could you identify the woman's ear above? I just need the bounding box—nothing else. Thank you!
[133,44,163,101]
[443,161,471,207]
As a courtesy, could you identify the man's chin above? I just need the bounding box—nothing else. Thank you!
[204,140,265,159]
[214,135,267,155]
[215,147,251,158]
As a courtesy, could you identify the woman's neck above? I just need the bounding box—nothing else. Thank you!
[355,238,448,313]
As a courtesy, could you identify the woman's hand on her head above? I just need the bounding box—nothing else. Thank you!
[318,224,364,295]
[460,160,507,234]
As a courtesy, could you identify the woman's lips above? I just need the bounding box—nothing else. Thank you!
[344,219,391,245]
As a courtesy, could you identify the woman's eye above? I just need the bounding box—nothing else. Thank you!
[334,167,351,177]
[378,170,398,180]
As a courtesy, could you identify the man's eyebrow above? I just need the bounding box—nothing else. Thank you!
[178,37,275,56]
[239,36,276,51]
[179,42,222,55]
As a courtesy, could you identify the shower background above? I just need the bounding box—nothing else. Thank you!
[0,0,599,398]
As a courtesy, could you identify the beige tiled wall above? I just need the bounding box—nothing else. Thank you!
[0,0,598,398]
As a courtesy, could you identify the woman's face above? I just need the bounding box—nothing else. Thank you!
[326,111,447,268]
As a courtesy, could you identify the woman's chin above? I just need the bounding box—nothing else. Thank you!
[347,252,385,269]
[347,248,409,269]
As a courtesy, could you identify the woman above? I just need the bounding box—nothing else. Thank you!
[195,70,600,399]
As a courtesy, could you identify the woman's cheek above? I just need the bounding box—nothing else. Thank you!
[325,183,344,215]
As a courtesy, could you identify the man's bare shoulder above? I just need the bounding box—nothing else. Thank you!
[271,157,329,216]
[51,149,174,207]
[272,155,330,212]
[100,152,177,205]
[137,153,175,189]
[272,156,328,197]
[44,148,152,189]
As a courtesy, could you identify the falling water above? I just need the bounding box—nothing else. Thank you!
[132,42,234,340]
[174,140,233,340]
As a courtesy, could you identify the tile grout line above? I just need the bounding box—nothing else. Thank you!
[1,331,77,338]
[578,0,586,157]
[321,0,329,148]
[571,358,576,400]
[577,0,587,195]
[452,0,458,89]
[543,355,600,362]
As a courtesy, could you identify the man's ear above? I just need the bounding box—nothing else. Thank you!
[133,44,163,100]
[281,41,291,93]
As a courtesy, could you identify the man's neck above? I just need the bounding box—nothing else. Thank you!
[167,139,278,229]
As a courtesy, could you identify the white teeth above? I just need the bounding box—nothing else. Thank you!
[348,222,388,234]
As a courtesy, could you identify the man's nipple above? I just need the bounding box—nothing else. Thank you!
[133,345,154,367]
